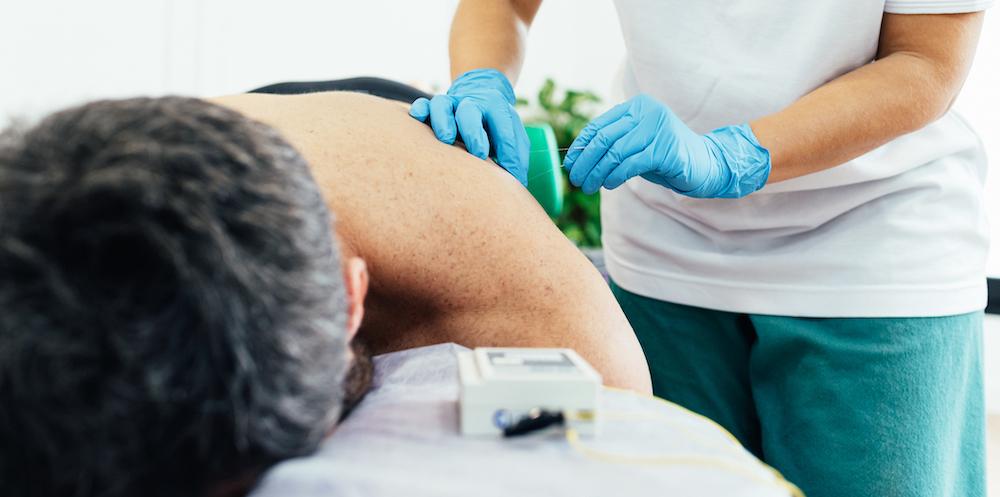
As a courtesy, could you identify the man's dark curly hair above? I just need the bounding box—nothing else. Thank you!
[0,97,354,497]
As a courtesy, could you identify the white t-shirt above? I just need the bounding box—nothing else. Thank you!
[250,344,796,497]
[603,0,993,317]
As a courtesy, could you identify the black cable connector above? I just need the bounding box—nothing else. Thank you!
[502,409,565,437]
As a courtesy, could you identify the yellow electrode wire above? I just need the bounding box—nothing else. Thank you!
[564,387,805,497]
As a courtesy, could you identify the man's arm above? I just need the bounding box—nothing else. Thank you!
[752,12,984,183]
[449,0,543,81]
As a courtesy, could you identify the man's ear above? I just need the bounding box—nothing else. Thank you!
[343,256,368,340]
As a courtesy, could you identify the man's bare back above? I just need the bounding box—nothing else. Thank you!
[212,91,651,392]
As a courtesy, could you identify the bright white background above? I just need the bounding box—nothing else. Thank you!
[0,1,626,120]
[1,0,998,434]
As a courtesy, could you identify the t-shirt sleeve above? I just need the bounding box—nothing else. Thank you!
[884,0,994,13]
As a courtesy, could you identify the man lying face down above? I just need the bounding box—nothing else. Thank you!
[0,98,374,497]
[0,92,654,497]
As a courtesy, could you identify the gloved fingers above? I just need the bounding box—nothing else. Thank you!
[580,153,616,194]
[567,116,636,189]
[602,154,649,190]
[484,102,530,185]
[563,100,632,170]
[599,127,661,190]
[409,97,431,121]
[428,95,458,144]
[580,146,630,194]
[579,127,654,194]
[454,100,489,160]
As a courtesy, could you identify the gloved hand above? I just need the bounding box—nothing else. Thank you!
[410,68,530,185]
[563,94,771,198]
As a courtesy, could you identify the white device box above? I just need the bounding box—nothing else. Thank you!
[458,347,602,437]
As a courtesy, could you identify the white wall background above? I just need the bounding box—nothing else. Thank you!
[0,1,625,118]
[0,1,997,410]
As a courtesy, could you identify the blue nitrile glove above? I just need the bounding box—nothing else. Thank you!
[410,68,530,185]
[562,94,771,198]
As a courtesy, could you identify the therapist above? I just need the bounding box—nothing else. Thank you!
[410,1,991,496]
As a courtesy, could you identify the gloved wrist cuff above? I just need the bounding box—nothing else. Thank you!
[700,123,771,198]
[449,68,517,105]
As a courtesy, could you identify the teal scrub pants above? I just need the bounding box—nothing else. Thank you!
[610,282,986,497]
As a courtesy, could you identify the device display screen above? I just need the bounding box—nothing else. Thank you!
[486,350,582,376]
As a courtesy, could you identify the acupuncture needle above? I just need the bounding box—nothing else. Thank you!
[487,146,588,183]
[532,146,584,154]
[527,147,586,183]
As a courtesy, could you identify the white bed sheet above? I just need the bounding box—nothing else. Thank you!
[250,343,797,497]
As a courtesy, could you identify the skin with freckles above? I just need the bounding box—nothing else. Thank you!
[211,91,652,393]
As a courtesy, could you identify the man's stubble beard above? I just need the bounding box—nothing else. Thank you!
[340,339,374,420]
